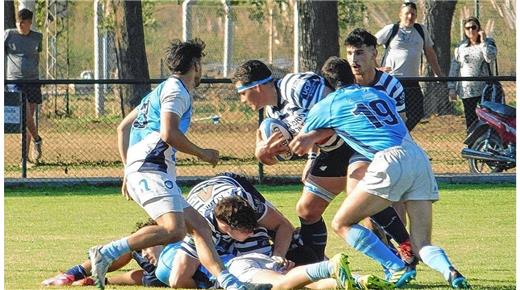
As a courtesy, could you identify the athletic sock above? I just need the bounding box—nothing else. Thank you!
[299,217,327,260]
[99,237,130,261]
[65,265,88,281]
[304,260,333,281]
[370,206,409,244]
[345,224,404,271]
[419,245,453,280]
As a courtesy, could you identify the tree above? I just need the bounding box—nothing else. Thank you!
[109,0,151,109]
[5,0,16,29]
[297,1,339,73]
[422,0,457,115]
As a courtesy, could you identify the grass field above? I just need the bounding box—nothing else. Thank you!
[4,183,516,289]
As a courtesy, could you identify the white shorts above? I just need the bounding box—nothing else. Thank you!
[358,140,439,202]
[126,171,190,220]
[227,253,282,283]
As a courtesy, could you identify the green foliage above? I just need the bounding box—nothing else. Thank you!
[99,0,157,32]
[338,0,367,30]
[142,0,158,30]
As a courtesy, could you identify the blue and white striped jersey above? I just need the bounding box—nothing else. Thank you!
[125,77,192,177]
[266,72,345,151]
[185,174,269,252]
[370,70,405,113]
[266,72,332,136]
[229,227,273,257]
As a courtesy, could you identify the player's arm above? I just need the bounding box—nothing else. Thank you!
[290,129,334,156]
[258,205,294,257]
[117,108,138,166]
[161,111,219,167]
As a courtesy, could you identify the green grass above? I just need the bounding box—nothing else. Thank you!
[5,183,516,289]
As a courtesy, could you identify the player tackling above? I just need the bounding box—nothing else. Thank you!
[289,57,470,289]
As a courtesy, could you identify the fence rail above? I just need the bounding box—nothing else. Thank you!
[4,76,516,183]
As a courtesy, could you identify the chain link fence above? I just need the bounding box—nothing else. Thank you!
[4,77,516,182]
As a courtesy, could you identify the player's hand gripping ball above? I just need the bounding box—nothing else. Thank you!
[259,118,293,161]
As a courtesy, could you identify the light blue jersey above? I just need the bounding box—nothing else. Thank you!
[303,84,408,160]
[126,77,192,177]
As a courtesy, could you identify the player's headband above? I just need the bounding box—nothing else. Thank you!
[236,76,273,93]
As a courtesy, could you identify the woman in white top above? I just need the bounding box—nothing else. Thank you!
[448,16,497,130]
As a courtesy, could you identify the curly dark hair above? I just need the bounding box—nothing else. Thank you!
[344,28,378,48]
[320,56,355,89]
[164,38,206,74]
[214,196,257,232]
[132,218,158,234]
[232,60,272,85]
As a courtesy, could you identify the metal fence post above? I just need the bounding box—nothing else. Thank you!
[21,94,27,178]
[257,108,264,183]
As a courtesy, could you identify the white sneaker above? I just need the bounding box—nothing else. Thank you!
[88,246,112,290]
[32,136,43,162]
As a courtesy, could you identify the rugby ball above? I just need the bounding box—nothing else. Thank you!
[259,118,293,161]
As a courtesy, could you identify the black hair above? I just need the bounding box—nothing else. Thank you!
[164,38,206,74]
[232,60,272,85]
[320,56,355,89]
[214,196,257,232]
[132,219,157,234]
[17,8,33,21]
[402,1,417,11]
[344,28,377,48]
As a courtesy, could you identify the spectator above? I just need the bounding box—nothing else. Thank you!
[5,8,43,164]
[375,0,444,131]
[448,16,497,130]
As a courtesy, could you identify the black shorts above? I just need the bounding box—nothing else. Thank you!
[310,143,370,178]
[7,83,43,104]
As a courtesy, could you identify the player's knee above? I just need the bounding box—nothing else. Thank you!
[161,225,187,244]
[331,216,349,236]
[296,201,322,222]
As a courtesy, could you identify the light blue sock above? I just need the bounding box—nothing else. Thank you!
[419,245,453,280]
[99,237,130,261]
[345,224,404,271]
[304,260,333,281]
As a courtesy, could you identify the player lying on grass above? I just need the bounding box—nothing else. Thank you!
[169,172,322,288]
[42,208,393,290]
[289,57,470,289]
[41,219,168,287]
[156,243,394,290]
[232,60,417,270]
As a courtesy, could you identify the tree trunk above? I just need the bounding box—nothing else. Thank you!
[298,1,339,73]
[422,0,457,115]
[5,0,16,29]
[110,0,151,109]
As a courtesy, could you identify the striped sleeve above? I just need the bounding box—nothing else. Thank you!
[374,71,405,113]
[230,227,273,257]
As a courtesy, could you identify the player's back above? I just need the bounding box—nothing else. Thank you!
[186,175,267,223]
[333,86,408,156]
[304,85,409,160]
